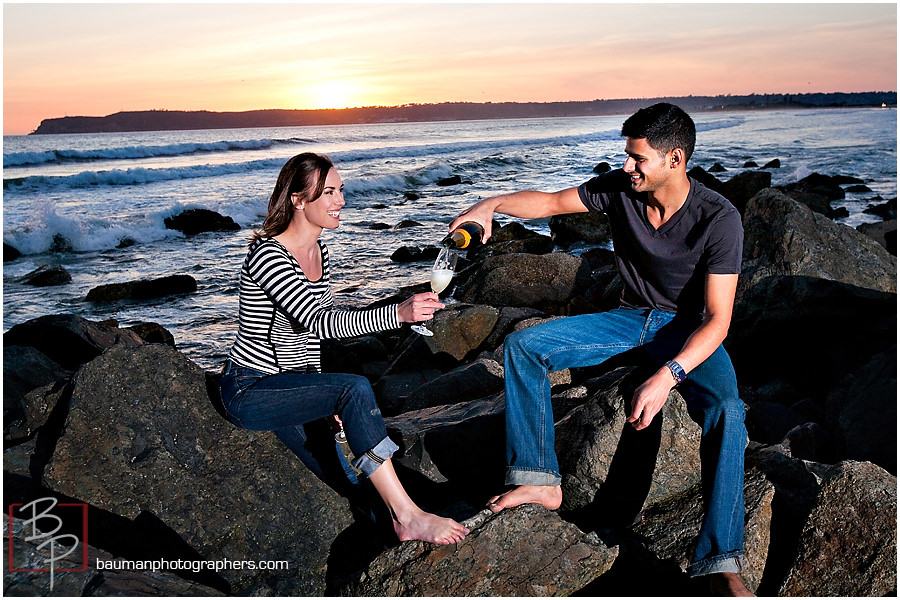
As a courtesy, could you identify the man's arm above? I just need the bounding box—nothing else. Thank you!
[627,273,739,430]
[449,187,587,242]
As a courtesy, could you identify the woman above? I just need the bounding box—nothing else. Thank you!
[220,152,468,545]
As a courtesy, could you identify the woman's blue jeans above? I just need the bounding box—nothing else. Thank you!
[218,361,399,482]
[503,308,747,577]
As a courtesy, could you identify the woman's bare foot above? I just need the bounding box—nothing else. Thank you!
[708,572,755,597]
[392,508,469,545]
[487,485,563,512]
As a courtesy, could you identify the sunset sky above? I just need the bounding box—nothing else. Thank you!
[3,2,897,135]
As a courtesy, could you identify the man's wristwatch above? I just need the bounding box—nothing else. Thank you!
[665,360,686,384]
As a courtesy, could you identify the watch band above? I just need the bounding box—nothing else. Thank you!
[665,360,686,384]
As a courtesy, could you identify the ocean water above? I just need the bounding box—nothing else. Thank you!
[3,108,896,370]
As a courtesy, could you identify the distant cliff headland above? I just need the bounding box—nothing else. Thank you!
[31,92,896,135]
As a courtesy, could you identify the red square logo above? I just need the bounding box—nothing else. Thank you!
[8,498,89,575]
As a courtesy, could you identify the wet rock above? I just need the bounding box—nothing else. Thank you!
[392,219,422,229]
[85,274,198,302]
[779,461,897,597]
[163,208,240,235]
[468,222,553,260]
[341,504,618,596]
[762,158,781,168]
[739,188,896,299]
[856,218,897,254]
[548,212,611,246]
[4,242,22,261]
[3,314,144,370]
[390,245,439,262]
[436,175,462,186]
[20,264,72,287]
[126,321,176,347]
[779,173,846,218]
[863,196,897,220]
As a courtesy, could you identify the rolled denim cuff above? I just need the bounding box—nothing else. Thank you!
[687,552,743,577]
[353,436,399,479]
[505,466,562,487]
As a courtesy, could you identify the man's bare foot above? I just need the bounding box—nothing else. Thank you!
[393,508,469,545]
[487,485,563,512]
[708,572,755,597]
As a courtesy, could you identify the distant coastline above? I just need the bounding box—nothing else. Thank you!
[30,92,896,135]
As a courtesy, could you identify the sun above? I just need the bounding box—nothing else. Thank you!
[305,81,363,110]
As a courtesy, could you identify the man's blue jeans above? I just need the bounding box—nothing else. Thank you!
[219,361,399,481]
[503,308,747,577]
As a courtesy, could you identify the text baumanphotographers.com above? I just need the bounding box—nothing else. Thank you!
[95,558,290,573]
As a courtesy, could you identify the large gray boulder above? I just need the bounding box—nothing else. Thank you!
[739,188,896,301]
[457,252,593,314]
[39,344,353,596]
[555,368,703,515]
[779,461,897,596]
[340,504,618,596]
[631,466,775,594]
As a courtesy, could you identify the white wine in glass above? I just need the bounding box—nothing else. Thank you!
[411,247,458,336]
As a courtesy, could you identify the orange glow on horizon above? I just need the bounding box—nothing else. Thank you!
[3,3,896,135]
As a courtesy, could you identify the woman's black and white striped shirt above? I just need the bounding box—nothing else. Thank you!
[227,238,399,375]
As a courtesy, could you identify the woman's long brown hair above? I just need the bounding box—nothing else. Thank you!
[249,152,334,245]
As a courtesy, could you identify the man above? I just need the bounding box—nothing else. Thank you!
[449,103,753,596]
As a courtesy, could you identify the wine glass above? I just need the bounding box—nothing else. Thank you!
[411,247,458,336]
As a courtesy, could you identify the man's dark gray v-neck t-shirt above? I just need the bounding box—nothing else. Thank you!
[577,169,743,318]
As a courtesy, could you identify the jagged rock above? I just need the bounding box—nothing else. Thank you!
[3,345,71,439]
[20,264,72,287]
[457,252,593,314]
[825,346,897,474]
[718,170,771,215]
[4,516,221,596]
[387,394,506,487]
[857,218,897,254]
[423,304,499,361]
[739,188,896,299]
[548,212,611,246]
[341,504,618,596]
[762,158,781,168]
[593,161,611,174]
[125,322,176,347]
[555,368,702,514]
[3,314,144,370]
[436,175,462,186]
[4,242,22,261]
[468,222,554,260]
[85,274,198,302]
[402,357,504,413]
[729,275,896,398]
[390,245,440,263]
[39,344,354,596]
[709,162,727,173]
[631,467,775,594]
[779,173,846,218]
[779,461,897,596]
[163,208,240,235]
[863,196,897,220]
[392,219,422,230]
[745,401,809,446]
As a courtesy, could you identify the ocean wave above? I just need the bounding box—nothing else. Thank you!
[696,116,746,133]
[3,128,619,194]
[2,137,307,168]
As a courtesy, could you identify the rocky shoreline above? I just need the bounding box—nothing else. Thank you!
[4,167,896,596]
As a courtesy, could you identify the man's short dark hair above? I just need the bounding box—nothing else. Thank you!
[621,103,696,162]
